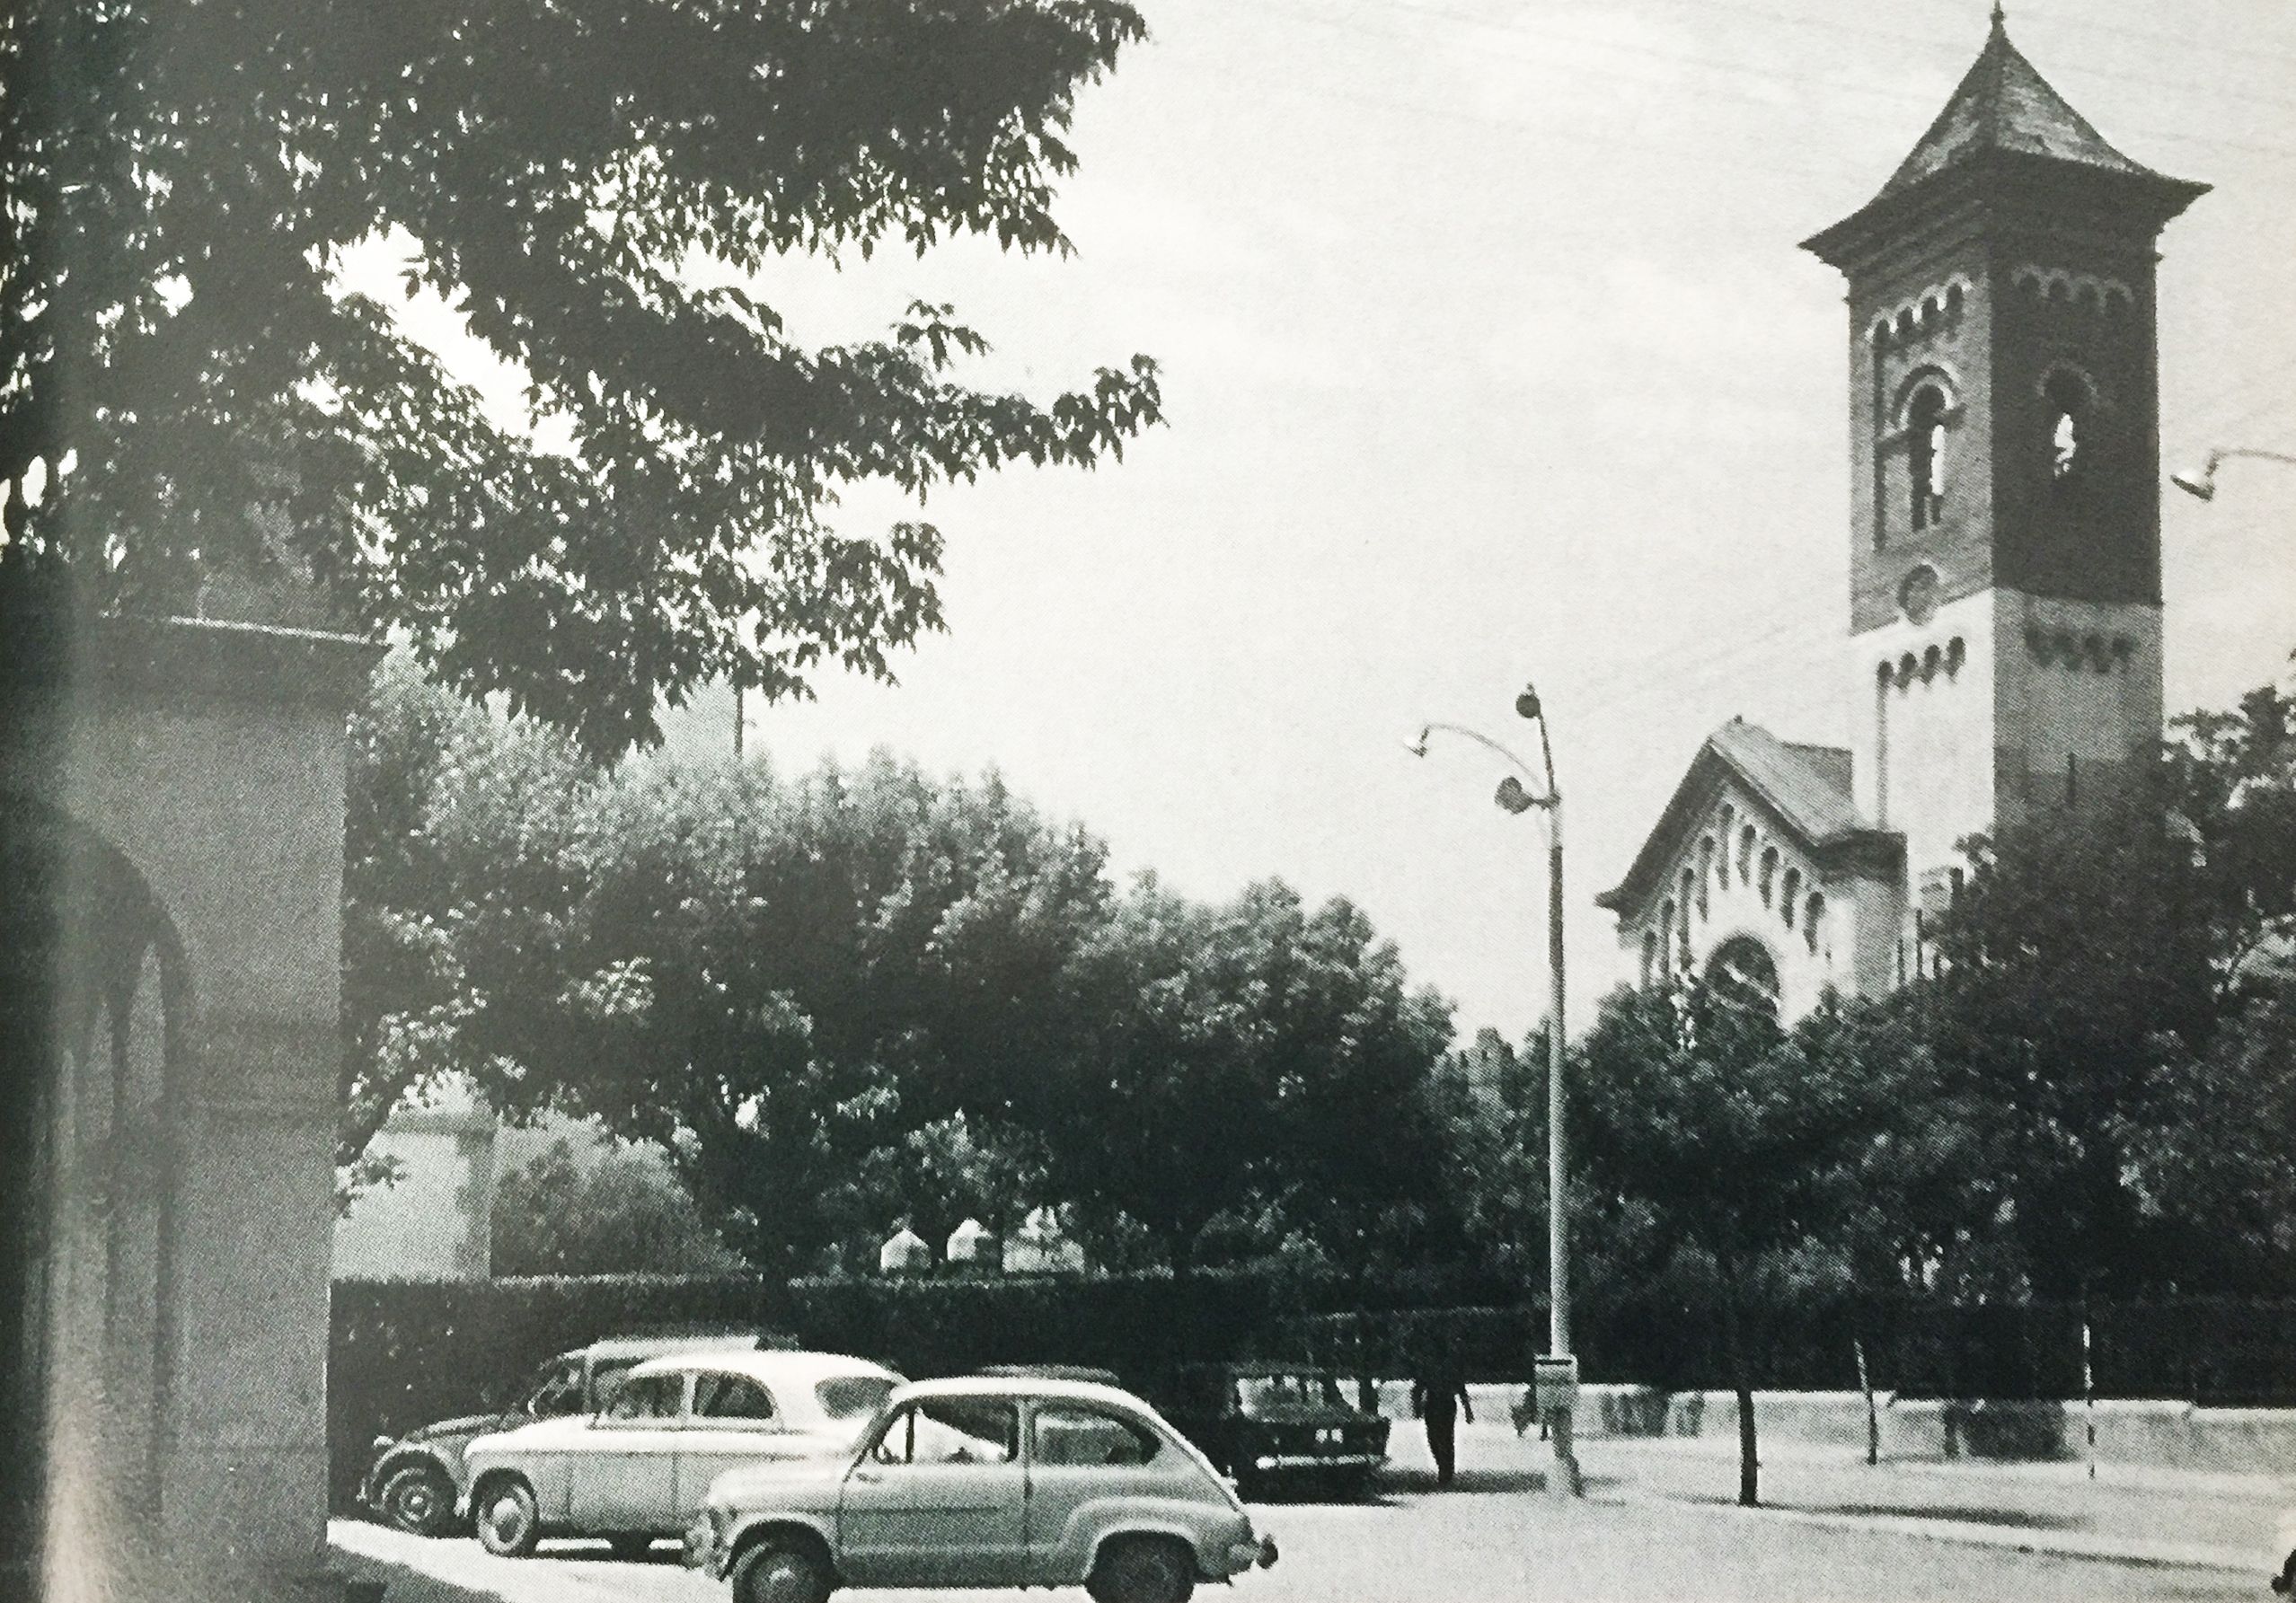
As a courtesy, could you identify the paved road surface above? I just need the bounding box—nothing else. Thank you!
[335,1482,2262,1603]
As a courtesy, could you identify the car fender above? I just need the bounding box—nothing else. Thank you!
[724,1511,842,1573]
[366,1443,460,1505]
[463,1443,575,1525]
[1058,1496,1241,1583]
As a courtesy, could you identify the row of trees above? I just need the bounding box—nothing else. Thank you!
[344,653,1459,1280]
[345,649,2296,1508]
[1507,673,2296,1505]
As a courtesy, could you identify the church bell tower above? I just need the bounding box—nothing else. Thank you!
[1802,10,2207,909]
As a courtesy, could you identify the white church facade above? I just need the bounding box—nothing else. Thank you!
[1595,13,2207,1015]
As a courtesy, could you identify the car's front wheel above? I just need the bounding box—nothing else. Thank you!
[375,1462,456,1537]
[729,1539,834,1603]
[473,1479,540,1558]
[1088,1537,1196,1603]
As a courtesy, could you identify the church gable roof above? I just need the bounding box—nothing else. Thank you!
[1877,13,2152,199]
[1594,719,1898,915]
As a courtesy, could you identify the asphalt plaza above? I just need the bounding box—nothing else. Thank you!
[332,1419,2279,1602]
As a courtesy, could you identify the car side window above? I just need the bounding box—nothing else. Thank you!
[869,1407,917,1466]
[1032,1405,1158,1468]
[693,1373,777,1424]
[867,1400,1017,1466]
[602,1372,685,1424]
[914,1397,1018,1466]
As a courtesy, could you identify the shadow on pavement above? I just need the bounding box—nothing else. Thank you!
[334,1551,508,1603]
[1670,1494,2085,1534]
[1821,1503,2088,1533]
[1381,1467,1560,1496]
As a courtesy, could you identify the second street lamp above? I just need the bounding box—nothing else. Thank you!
[1408,686,1583,1499]
[2169,446,2296,502]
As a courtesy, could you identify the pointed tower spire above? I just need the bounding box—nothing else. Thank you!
[1804,14,2205,268]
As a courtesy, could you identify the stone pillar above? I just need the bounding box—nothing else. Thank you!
[2,606,377,1601]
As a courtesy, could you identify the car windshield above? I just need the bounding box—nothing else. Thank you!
[1234,1373,1346,1413]
[817,1374,896,1422]
[524,1358,586,1418]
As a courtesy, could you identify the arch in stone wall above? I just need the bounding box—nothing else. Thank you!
[0,791,190,1586]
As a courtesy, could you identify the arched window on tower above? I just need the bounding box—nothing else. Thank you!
[2044,370,2091,491]
[1907,384,1947,530]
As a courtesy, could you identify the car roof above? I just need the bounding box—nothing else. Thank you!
[624,1350,901,1387]
[977,1364,1124,1385]
[890,1375,1152,1410]
[583,1334,772,1361]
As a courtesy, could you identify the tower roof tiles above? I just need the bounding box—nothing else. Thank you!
[1876,11,2155,199]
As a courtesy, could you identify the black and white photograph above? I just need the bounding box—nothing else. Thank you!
[4,2,2296,1599]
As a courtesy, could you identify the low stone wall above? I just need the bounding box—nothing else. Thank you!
[1478,1384,2296,1477]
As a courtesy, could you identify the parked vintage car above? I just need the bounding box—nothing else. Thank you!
[685,1374,1277,1603]
[361,1331,788,1537]
[1154,1362,1387,1497]
[463,1350,903,1559]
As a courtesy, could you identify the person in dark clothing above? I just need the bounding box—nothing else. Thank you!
[1410,1361,1473,1488]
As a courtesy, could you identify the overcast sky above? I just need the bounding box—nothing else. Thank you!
[377,0,2296,1047]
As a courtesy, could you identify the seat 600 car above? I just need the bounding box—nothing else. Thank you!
[685,1375,1279,1603]
[462,1350,903,1560]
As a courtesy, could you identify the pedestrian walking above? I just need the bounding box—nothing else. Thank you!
[1410,1353,1473,1489]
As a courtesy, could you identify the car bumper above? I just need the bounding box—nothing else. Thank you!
[683,1517,714,1572]
[1221,1537,1279,1575]
[1246,1452,1386,1472]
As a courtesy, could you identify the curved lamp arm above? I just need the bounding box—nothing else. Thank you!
[1407,722,1553,800]
[2170,446,2296,502]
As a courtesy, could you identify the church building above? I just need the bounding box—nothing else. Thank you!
[1594,12,2207,1017]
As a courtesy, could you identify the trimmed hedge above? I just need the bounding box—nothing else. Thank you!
[328,1264,1506,1506]
[330,1273,2296,1509]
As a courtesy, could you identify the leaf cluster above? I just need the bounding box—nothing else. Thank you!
[3,0,1160,753]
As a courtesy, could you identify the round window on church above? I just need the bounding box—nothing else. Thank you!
[1898,565,1940,626]
[1707,936,1780,1017]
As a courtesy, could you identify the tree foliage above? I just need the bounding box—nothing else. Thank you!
[491,1136,742,1278]
[3,0,1161,753]
[340,687,1463,1280]
[1575,976,1902,1504]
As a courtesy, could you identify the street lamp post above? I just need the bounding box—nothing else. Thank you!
[2169,446,2296,502]
[1409,681,1582,1499]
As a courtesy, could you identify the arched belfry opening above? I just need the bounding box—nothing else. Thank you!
[1,795,190,1584]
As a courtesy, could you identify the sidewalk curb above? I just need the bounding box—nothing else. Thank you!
[1588,1433,2293,1502]
[1602,1484,2260,1575]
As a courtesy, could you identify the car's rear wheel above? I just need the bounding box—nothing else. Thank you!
[607,1533,654,1563]
[1088,1537,1196,1603]
[376,1462,456,1537]
[730,1539,834,1603]
[473,1479,540,1558]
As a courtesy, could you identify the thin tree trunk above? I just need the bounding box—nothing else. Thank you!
[1854,1333,1878,1467]
[1717,1245,1759,1507]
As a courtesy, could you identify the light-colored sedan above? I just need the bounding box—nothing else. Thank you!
[462,1350,902,1559]
[684,1375,1279,1603]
